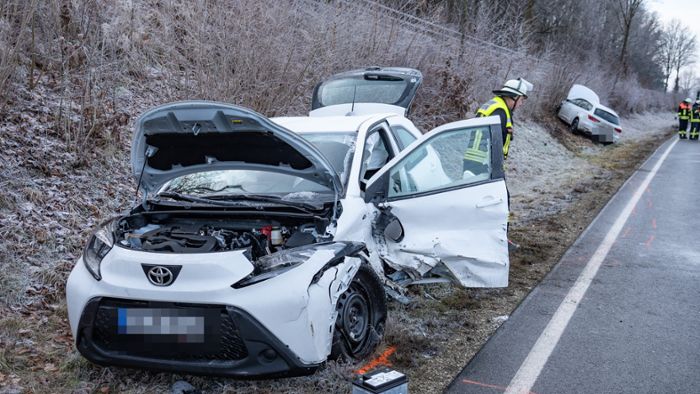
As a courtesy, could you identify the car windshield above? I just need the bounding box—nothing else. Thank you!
[299,132,356,187]
[160,132,356,200]
[162,169,333,199]
[594,108,620,125]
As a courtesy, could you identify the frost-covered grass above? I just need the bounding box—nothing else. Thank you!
[0,0,679,392]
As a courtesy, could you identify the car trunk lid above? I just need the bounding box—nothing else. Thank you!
[310,67,422,117]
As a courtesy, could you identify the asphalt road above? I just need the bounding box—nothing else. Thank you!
[447,137,700,394]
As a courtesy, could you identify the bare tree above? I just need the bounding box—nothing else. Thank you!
[678,69,697,93]
[671,25,697,92]
[659,19,681,91]
[615,0,644,76]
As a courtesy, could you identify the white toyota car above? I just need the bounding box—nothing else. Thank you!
[66,67,509,377]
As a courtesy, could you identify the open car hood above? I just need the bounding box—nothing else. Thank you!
[567,84,600,105]
[131,101,342,195]
[310,67,422,116]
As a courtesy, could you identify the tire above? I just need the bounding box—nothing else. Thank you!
[570,118,579,134]
[330,263,387,361]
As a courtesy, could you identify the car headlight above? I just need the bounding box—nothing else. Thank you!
[232,243,343,288]
[232,261,303,288]
[83,220,117,280]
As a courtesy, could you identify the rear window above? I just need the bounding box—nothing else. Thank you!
[594,108,619,125]
[319,77,409,107]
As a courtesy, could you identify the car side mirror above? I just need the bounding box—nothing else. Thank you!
[383,216,404,243]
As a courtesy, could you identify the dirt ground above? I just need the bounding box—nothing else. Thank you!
[0,80,675,393]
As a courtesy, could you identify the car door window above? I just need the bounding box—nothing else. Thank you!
[390,125,418,150]
[388,126,491,198]
[360,128,393,182]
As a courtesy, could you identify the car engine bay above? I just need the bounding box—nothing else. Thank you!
[115,212,331,261]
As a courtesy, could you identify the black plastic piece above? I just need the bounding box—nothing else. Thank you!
[284,231,316,248]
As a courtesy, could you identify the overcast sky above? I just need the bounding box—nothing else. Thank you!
[647,0,700,89]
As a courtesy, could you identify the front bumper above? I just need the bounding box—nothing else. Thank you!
[76,297,319,378]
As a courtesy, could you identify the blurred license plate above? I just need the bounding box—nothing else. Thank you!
[117,308,216,343]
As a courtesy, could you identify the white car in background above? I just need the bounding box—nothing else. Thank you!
[557,84,622,144]
[66,67,510,377]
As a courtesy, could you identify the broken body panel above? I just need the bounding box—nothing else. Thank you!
[67,241,365,367]
[364,116,509,288]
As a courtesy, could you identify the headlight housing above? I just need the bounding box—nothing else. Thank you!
[232,244,343,288]
[83,220,117,280]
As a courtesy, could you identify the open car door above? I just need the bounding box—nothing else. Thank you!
[363,116,509,288]
[310,67,422,117]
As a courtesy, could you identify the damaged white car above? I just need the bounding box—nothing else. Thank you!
[66,67,509,377]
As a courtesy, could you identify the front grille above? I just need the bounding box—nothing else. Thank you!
[91,299,248,361]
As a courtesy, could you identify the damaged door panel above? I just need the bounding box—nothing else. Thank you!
[365,117,509,287]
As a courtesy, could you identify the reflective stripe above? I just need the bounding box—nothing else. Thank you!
[503,133,512,158]
[463,129,489,162]
[477,96,512,128]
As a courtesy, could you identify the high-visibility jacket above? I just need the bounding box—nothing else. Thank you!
[462,128,489,163]
[678,103,691,120]
[692,104,700,123]
[476,96,512,159]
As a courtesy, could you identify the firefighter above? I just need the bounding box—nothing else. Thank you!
[690,99,700,141]
[678,98,692,139]
[472,78,533,163]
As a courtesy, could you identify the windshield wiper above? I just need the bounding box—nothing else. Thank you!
[156,192,319,213]
[171,185,247,194]
[204,193,321,212]
[156,191,247,206]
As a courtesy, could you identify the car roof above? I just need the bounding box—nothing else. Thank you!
[271,114,393,133]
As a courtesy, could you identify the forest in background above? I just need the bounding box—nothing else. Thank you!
[383,0,698,94]
[0,0,695,159]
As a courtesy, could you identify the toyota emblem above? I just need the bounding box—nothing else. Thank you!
[147,266,174,286]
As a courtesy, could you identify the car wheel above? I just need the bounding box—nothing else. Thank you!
[330,263,387,361]
[570,118,579,134]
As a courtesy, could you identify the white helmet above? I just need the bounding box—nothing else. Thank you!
[494,78,533,98]
[684,98,692,103]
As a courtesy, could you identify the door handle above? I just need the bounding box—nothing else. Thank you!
[476,197,503,208]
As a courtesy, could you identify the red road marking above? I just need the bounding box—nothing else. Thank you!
[647,198,653,208]
[461,379,539,394]
[645,234,655,248]
[355,346,396,375]
[652,218,657,229]
[622,227,631,238]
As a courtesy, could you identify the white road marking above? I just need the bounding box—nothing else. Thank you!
[504,138,679,394]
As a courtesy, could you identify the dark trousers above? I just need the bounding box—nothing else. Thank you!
[679,119,688,138]
[463,160,488,175]
[690,121,700,140]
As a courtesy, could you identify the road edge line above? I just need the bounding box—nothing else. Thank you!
[504,137,679,394]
